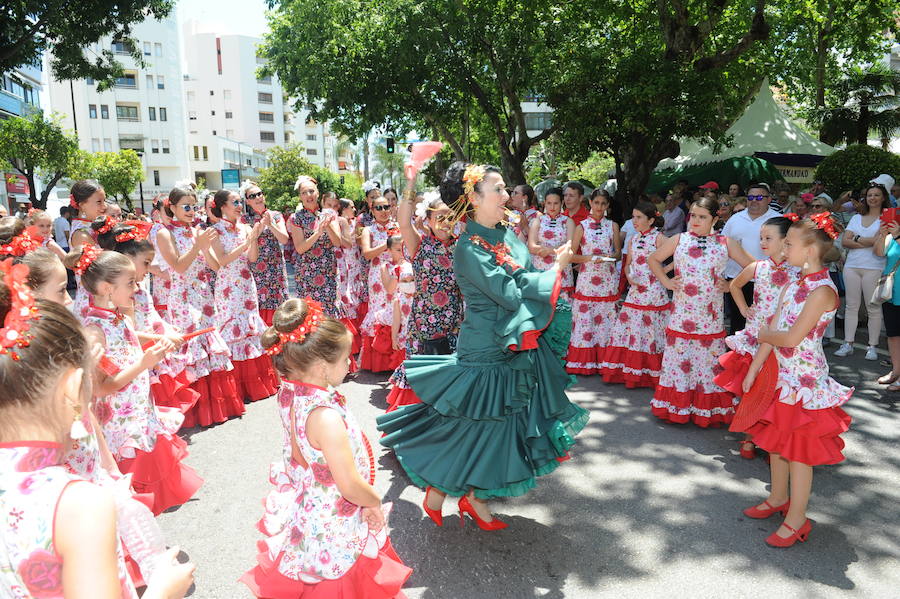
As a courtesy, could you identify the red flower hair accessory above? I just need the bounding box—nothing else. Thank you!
[0,259,40,361]
[0,230,41,257]
[265,299,324,356]
[809,211,840,240]
[74,244,102,275]
[95,216,116,235]
[783,213,800,222]
[69,196,78,209]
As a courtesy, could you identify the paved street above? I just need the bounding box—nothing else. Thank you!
[158,347,900,598]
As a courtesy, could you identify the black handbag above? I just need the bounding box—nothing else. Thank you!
[420,336,453,355]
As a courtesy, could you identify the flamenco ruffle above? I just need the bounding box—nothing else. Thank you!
[232,354,280,402]
[599,346,662,389]
[747,398,851,466]
[385,386,421,412]
[360,331,403,373]
[713,350,751,398]
[182,369,244,428]
[259,308,275,327]
[378,339,589,499]
[239,538,411,599]
[565,346,605,375]
[150,371,199,416]
[340,317,363,356]
[650,385,737,428]
[116,433,203,515]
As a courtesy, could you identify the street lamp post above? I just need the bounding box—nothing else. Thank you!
[136,151,145,215]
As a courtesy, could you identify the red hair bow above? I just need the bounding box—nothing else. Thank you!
[74,244,102,275]
[0,259,40,361]
[809,211,839,240]
[264,299,324,356]
[783,213,800,222]
[96,215,116,235]
[0,230,41,257]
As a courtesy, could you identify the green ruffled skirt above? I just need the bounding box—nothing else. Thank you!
[377,303,588,499]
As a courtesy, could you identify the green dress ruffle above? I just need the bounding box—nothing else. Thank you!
[377,220,589,499]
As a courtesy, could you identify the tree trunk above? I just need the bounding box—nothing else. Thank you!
[614,134,680,211]
[858,102,870,145]
[24,170,38,208]
[363,136,370,180]
[497,142,527,186]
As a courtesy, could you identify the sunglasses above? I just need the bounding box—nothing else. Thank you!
[246,191,264,200]
[373,204,391,212]
[179,204,198,212]
[232,200,243,207]
[747,195,770,202]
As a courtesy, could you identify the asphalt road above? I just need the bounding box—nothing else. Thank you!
[157,345,900,598]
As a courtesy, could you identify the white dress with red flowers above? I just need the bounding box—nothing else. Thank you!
[726,258,801,356]
[390,261,414,347]
[651,233,736,427]
[0,443,139,599]
[69,217,96,322]
[532,213,574,295]
[148,222,173,319]
[565,217,619,375]
[600,229,672,387]
[360,222,399,372]
[240,382,411,598]
[747,269,853,465]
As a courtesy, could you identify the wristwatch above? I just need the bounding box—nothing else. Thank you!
[853,234,860,243]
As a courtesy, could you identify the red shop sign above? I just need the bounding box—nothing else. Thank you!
[5,174,29,195]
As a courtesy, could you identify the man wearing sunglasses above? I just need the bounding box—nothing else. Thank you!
[721,182,781,333]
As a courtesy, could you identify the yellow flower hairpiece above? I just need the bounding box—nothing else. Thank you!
[462,164,486,197]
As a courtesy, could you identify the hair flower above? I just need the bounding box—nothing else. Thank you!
[783,213,800,222]
[0,259,40,361]
[74,244,103,275]
[809,211,839,240]
[95,215,116,235]
[462,164,486,197]
[265,299,324,356]
[0,231,41,257]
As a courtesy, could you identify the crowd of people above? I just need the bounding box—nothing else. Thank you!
[1,159,890,597]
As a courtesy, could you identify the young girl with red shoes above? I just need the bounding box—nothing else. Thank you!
[0,262,195,599]
[565,190,622,375]
[156,186,244,427]
[741,214,853,547]
[716,216,800,458]
[359,196,399,372]
[370,234,410,373]
[67,179,109,320]
[209,189,280,402]
[63,246,203,516]
[648,196,753,427]
[600,201,671,388]
[240,298,411,598]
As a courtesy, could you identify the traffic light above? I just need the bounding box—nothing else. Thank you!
[340,175,345,184]
[386,137,395,153]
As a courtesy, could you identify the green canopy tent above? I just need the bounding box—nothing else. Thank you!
[648,155,784,195]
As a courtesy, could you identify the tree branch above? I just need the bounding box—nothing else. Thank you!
[694,0,770,71]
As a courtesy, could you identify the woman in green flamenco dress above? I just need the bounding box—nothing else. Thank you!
[377,162,590,530]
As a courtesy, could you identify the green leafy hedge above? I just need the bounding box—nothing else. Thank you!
[815,144,900,195]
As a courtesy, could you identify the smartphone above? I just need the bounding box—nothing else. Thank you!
[880,207,900,226]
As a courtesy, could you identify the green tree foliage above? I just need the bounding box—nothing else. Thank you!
[68,149,145,209]
[257,144,364,212]
[1,1,174,89]
[0,112,80,209]
[371,144,406,190]
[815,144,900,196]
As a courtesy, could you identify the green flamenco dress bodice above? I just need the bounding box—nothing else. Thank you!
[377,220,589,499]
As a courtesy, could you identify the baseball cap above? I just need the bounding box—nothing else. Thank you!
[870,174,895,191]
[698,181,719,190]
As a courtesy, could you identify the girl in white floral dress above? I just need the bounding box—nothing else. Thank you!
[741,214,852,548]
[241,298,411,598]
[648,197,753,427]
[67,247,203,515]
[156,186,244,428]
[565,191,622,375]
[528,188,575,297]
[601,201,672,388]
[67,179,109,322]
[359,196,399,372]
[716,215,800,458]
[210,190,280,402]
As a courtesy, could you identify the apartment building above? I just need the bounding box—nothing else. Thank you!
[0,62,43,210]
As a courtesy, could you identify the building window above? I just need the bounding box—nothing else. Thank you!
[153,170,160,186]
[119,136,144,153]
[258,112,274,123]
[115,72,137,88]
[202,146,208,160]
[523,112,553,130]
[257,75,272,85]
[151,139,160,154]
[157,76,165,90]
[149,107,156,121]
[211,110,215,116]
[103,139,112,152]
[212,130,217,135]
[111,39,134,55]
[225,111,233,119]
[86,77,94,85]
[284,132,290,143]
[186,91,195,104]
[223,90,231,100]
[258,92,272,104]
[306,149,318,156]
[91,139,100,153]
[306,134,316,141]
[154,43,162,57]
[226,129,234,138]
[146,74,153,89]
[260,131,275,142]
[188,111,197,120]
[143,42,151,56]
[100,105,109,119]
[162,140,170,154]
[115,105,139,121]
[209,90,214,96]
[89,104,97,119]
[159,108,167,122]
[193,146,199,160]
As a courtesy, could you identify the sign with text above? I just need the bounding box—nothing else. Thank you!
[221,168,240,190]
[773,164,813,185]
[5,173,29,195]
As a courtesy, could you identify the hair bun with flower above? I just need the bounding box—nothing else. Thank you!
[0,230,41,257]
[462,164,487,197]
[0,259,40,361]
[74,244,103,275]
[783,213,801,222]
[265,298,324,356]
[95,215,116,235]
[809,211,840,240]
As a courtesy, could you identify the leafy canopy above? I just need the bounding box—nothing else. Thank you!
[815,145,900,196]
[257,144,364,212]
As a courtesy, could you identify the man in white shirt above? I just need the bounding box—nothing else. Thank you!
[53,207,71,250]
[721,182,781,333]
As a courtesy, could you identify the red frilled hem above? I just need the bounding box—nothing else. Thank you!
[182,369,244,428]
[340,317,363,355]
[361,330,404,373]
[233,354,280,402]
[599,346,662,389]
[259,309,275,327]
[386,386,422,412]
[239,539,411,599]
[651,385,736,428]
[355,302,369,329]
[509,273,563,352]
[150,371,199,417]
[565,346,605,375]
[713,350,751,398]
[116,434,203,515]
[747,400,851,466]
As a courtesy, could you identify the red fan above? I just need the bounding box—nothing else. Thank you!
[728,351,779,433]
[405,141,443,180]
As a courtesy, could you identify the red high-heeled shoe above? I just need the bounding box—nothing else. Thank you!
[422,487,443,527]
[739,440,756,459]
[766,519,811,547]
[742,499,790,519]
[458,495,508,531]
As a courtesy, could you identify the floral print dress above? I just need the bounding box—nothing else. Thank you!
[651,232,736,427]
[245,209,288,324]
[0,443,139,599]
[531,213,574,295]
[747,269,853,465]
[359,222,393,339]
[566,217,619,375]
[726,258,800,356]
[292,209,343,318]
[335,233,362,322]
[600,229,672,387]
[69,217,96,322]
[148,222,172,318]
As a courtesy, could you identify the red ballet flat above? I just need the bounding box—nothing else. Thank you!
[739,440,757,459]
[743,499,790,519]
[766,519,811,547]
